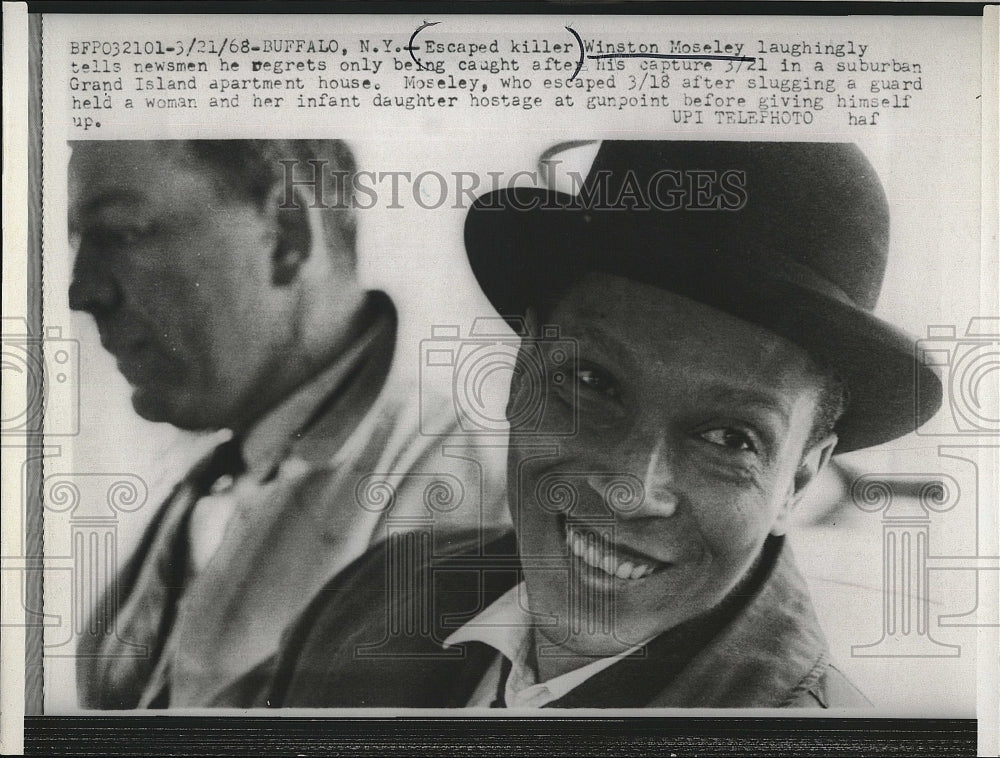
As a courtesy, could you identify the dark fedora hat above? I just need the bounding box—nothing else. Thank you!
[464,140,942,452]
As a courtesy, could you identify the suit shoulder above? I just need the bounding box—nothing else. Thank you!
[291,528,514,623]
[267,528,516,705]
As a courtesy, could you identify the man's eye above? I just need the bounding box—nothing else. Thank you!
[700,428,759,454]
[88,225,148,249]
[575,367,621,399]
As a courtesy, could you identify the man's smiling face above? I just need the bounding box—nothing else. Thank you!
[507,272,836,658]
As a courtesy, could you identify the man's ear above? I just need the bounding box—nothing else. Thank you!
[270,186,312,286]
[770,432,838,537]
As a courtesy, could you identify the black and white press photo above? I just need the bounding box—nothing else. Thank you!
[2,6,996,755]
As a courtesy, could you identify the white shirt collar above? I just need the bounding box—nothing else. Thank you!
[444,582,643,708]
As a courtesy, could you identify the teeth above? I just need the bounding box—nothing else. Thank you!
[564,525,658,580]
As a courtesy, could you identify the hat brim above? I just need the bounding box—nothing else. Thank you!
[464,187,942,453]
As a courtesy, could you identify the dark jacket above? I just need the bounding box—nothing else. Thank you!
[233,529,871,709]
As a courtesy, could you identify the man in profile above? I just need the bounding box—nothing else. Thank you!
[253,141,943,708]
[69,140,507,708]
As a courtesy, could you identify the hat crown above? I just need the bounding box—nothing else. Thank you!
[463,140,942,451]
[573,141,890,311]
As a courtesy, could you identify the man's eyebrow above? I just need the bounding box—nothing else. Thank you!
[550,307,636,366]
[74,189,146,218]
[68,189,147,233]
[551,306,799,428]
[698,383,793,426]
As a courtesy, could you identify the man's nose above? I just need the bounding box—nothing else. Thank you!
[586,437,679,518]
[68,250,121,314]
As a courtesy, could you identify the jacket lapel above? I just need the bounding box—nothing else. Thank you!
[546,538,829,709]
[647,540,828,707]
[77,477,199,709]
[266,530,518,707]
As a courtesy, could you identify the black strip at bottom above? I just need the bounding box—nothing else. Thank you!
[24,717,976,756]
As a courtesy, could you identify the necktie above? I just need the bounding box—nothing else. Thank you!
[141,437,248,707]
[191,437,246,496]
[490,656,513,708]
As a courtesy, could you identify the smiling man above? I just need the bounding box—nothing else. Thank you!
[502,273,844,690]
[68,140,507,708]
[250,141,943,709]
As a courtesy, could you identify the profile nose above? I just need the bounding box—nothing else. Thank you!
[586,437,679,518]
[69,249,121,314]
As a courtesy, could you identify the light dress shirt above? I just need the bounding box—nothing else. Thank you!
[184,321,383,577]
[444,582,644,708]
[137,306,393,707]
[97,293,510,708]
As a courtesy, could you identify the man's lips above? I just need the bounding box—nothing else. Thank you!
[102,336,162,383]
[560,518,674,581]
[100,328,145,356]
